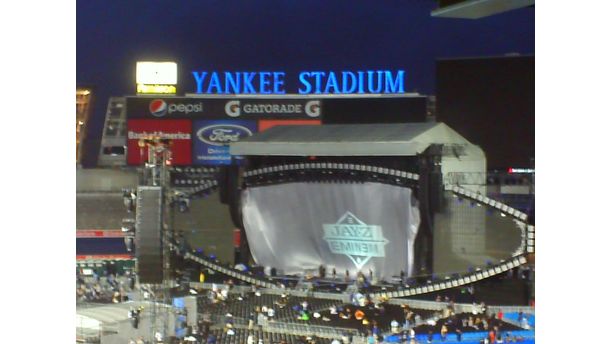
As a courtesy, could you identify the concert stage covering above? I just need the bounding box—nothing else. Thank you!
[242,181,420,280]
[229,123,523,281]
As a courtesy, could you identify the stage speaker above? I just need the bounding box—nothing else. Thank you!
[135,186,163,284]
[428,170,444,212]
[218,166,230,204]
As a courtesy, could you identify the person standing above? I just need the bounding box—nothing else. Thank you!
[257,311,267,328]
[390,319,399,334]
[441,324,448,341]
[367,331,375,344]
[372,321,380,338]
[248,312,255,330]
[488,329,496,343]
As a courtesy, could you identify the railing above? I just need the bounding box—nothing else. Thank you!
[387,298,535,317]
[190,282,352,303]
[169,242,277,289]
[244,163,419,190]
[175,166,535,302]
[208,313,361,339]
[265,321,361,339]
[446,184,529,223]
[183,250,530,303]
[197,284,534,324]
[386,298,448,311]
[445,172,534,186]
[488,305,535,315]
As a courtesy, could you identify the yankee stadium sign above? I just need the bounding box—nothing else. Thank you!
[192,70,405,94]
[323,212,389,270]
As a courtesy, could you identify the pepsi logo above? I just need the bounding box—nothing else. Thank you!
[197,124,253,146]
[149,99,168,117]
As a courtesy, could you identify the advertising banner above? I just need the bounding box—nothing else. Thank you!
[258,119,321,132]
[126,119,192,165]
[223,99,321,119]
[126,97,322,120]
[192,120,257,165]
[241,182,420,280]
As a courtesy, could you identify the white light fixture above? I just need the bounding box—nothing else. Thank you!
[136,61,177,85]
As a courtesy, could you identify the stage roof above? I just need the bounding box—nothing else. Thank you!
[230,122,478,156]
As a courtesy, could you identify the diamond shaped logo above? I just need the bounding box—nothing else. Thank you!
[323,211,389,271]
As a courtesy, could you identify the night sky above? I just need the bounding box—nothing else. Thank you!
[77,0,534,166]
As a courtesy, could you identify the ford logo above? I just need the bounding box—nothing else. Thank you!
[197,124,253,146]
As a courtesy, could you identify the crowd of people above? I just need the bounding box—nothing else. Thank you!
[76,267,136,303]
[76,235,533,344]
[183,242,533,308]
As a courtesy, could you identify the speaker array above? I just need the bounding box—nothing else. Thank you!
[135,186,163,284]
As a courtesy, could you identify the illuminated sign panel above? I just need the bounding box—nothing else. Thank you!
[191,70,405,95]
[137,84,177,94]
[507,168,535,174]
[126,119,192,165]
[323,211,389,270]
[136,61,177,94]
[258,119,321,132]
[224,100,321,118]
[137,62,177,84]
[193,120,257,165]
[126,97,323,119]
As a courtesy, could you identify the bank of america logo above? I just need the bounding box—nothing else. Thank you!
[323,212,389,270]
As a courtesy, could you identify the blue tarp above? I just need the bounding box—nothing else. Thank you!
[385,330,535,343]
[504,312,535,328]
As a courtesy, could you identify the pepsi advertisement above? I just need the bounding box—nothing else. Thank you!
[192,120,257,165]
[126,96,322,120]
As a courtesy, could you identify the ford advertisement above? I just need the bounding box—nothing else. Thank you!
[193,120,257,165]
